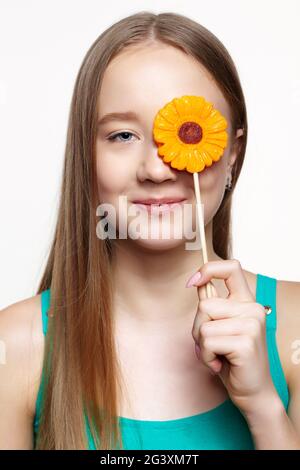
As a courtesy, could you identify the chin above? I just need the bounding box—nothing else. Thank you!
[127,234,188,253]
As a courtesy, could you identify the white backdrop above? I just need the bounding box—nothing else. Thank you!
[0,0,299,308]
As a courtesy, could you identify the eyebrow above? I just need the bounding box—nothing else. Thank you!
[97,111,140,127]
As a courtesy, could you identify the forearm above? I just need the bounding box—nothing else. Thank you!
[245,394,300,450]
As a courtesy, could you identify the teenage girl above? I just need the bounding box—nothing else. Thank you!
[1,11,299,450]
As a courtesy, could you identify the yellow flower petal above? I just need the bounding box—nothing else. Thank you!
[159,106,179,125]
[199,100,213,119]
[161,144,180,163]
[205,130,228,140]
[153,129,175,142]
[153,115,175,131]
[201,149,213,166]
[172,96,191,117]
[186,150,206,173]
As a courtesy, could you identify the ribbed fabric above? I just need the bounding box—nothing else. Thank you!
[33,273,290,449]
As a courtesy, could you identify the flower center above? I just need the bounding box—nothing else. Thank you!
[178,121,203,144]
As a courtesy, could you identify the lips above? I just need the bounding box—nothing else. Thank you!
[132,197,186,205]
[132,197,187,215]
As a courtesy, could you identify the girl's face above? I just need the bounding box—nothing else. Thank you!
[96,42,241,251]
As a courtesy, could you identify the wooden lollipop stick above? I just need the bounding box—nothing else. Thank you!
[193,172,212,298]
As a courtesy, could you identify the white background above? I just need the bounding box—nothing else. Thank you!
[0,0,300,308]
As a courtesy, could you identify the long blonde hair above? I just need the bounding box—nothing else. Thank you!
[35,11,248,449]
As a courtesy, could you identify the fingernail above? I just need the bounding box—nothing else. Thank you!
[194,343,201,360]
[186,271,202,288]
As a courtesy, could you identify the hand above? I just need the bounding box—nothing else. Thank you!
[187,259,278,415]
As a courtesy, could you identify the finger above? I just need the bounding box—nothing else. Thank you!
[195,282,218,332]
[201,335,251,363]
[199,316,262,337]
[197,297,252,321]
[197,343,223,373]
[194,281,220,369]
[193,328,223,373]
[194,259,253,301]
[192,305,220,371]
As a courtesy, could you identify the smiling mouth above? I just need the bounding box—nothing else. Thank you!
[133,200,187,213]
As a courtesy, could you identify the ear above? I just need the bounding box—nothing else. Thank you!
[228,127,244,167]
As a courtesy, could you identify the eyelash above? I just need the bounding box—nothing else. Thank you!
[107,131,137,143]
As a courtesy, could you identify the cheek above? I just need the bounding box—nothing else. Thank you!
[196,160,227,222]
[96,152,132,201]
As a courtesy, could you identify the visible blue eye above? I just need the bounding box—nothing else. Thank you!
[107,131,136,143]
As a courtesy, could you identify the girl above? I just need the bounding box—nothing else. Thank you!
[0,11,300,450]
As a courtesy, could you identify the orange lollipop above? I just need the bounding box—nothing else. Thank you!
[153,95,229,297]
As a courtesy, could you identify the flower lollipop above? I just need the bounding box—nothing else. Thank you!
[153,95,229,297]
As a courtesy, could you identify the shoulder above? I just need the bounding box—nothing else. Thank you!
[0,293,45,439]
[276,279,300,389]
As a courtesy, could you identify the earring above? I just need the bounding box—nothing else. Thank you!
[225,172,232,190]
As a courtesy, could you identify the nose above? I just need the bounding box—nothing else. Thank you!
[136,141,177,184]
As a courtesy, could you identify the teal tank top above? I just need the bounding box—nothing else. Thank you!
[33,273,290,450]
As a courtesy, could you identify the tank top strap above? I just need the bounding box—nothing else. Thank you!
[255,273,290,410]
[34,289,51,443]
[40,288,51,335]
[255,273,277,330]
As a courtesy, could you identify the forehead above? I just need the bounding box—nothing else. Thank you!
[97,43,232,132]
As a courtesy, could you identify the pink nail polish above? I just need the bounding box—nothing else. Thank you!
[186,271,201,288]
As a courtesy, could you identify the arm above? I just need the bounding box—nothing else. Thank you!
[245,390,300,450]
[0,295,43,449]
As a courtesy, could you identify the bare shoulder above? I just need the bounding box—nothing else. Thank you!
[0,293,45,449]
[276,279,300,388]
